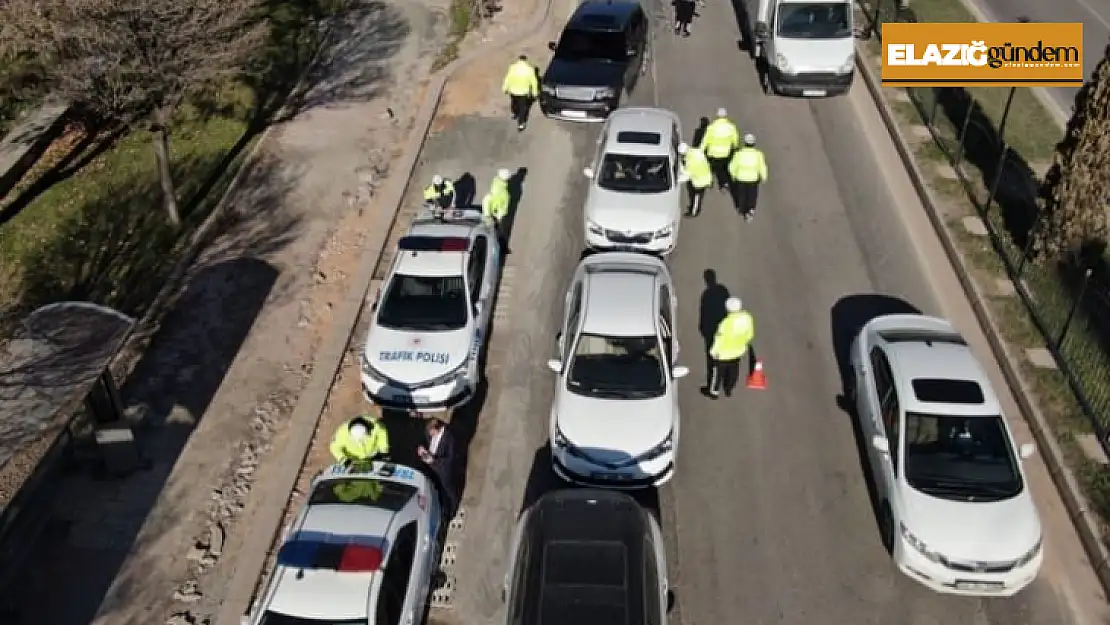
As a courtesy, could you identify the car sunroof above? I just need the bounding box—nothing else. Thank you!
[911,378,985,404]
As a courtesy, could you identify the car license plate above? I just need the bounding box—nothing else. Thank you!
[562,109,587,118]
[802,89,827,97]
[955,580,1004,592]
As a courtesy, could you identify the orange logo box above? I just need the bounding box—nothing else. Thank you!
[881,22,1083,87]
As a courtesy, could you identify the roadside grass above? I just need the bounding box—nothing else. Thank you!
[0,0,343,331]
[855,0,1110,539]
[433,0,479,71]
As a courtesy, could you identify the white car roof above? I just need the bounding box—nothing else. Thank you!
[603,107,679,157]
[869,314,1004,417]
[579,253,665,337]
[393,207,491,278]
[260,462,433,623]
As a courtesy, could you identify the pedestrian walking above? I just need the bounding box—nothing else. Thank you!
[502,54,540,131]
[727,133,768,221]
[677,142,712,216]
[699,108,741,192]
[482,168,513,245]
[673,0,696,36]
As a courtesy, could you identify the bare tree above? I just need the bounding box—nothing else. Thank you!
[1034,43,1110,263]
[0,0,268,226]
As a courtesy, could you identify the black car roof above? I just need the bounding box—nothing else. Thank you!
[568,0,642,29]
[519,490,652,625]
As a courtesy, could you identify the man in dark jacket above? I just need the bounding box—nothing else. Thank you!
[418,418,459,516]
[672,0,696,36]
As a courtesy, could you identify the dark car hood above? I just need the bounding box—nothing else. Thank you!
[543,57,626,88]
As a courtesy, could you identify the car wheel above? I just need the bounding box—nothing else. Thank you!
[879,502,895,555]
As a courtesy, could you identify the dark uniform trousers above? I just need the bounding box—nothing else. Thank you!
[731,181,760,214]
[708,155,731,190]
[707,346,755,395]
[687,182,707,215]
[510,95,531,124]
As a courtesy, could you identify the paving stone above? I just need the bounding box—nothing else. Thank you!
[1077,433,1109,465]
[935,163,960,180]
[992,277,1016,297]
[1025,347,1058,370]
[961,215,988,236]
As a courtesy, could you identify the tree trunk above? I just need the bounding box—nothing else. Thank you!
[152,111,180,227]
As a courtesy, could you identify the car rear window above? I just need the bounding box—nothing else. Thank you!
[309,478,417,511]
[615,131,661,145]
[911,378,985,405]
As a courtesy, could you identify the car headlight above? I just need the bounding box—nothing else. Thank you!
[542,84,556,95]
[641,431,674,460]
[414,363,468,389]
[594,86,616,100]
[900,523,943,563]
[775,53,792,73]
[586,220,604,235]
[361,352,387,382]
[553,426,570,448]
[654,223,675,239]
[1015,537,1042,567]
[838,58,854,74]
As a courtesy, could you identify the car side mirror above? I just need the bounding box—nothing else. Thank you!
[672,365,690,379]
[754,22,769,42]
[547,359,563,373]
[677,171,690,184]
[583,167,594,179]
[871,435,890,454]
[369,288,380,311]
[666,589,676,613]
[627,48,637,57]
[548,41,557,51]
[1019,443,1036,459]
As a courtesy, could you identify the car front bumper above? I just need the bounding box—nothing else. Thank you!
[361,373,474,412]
[767,68,852,97]
[894,537,1042,597]
[539,93,617,122]
[551,446,675,489]
[585,228,676,256]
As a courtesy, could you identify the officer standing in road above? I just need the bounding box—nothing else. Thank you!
[728,133,768,221]
[482,168,512,244]
[423,174,456,209]
[677,142,712,217]
[502,54,540,132]
[329,414,391,466]
[698,108,741,192]
[703,297,756,399]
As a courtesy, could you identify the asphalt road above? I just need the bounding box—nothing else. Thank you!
[424,0,1106,623]
[958,0,1108,115]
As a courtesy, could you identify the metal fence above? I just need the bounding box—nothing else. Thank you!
[858,0,1110,457]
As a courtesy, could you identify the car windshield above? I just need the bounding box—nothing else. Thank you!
[903,412,1024,501]
[377,273,468,331]
[567,333,666,398]
[776,3,851,39]
[259,612,364,625]
[597,153,672,193]
[555,28,627,63]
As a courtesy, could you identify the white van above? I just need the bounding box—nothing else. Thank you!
[752,0,855,97]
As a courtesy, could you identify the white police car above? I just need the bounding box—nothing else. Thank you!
[243,461,447,625]
[361,206,502,411]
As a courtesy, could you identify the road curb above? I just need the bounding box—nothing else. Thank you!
[214,1,557,622]
[854,47,1110,597]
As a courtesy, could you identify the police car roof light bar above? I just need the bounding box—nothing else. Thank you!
[276,539,386,572]
[338,545,384,572]
[397,235,470,252]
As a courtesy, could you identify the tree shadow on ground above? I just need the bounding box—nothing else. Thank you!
[932,86,1040,250]
[830,293,921,552]
[243,0,412,126]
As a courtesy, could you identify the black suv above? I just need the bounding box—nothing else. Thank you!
[540,0,649,122]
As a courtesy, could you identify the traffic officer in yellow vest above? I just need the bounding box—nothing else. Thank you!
[502,54,540,132]
[332,479,384,503]
[677,142,712,217]
[698,108,741,191]
[423,175,456,209]
[329,415,391,466]
[702,296,755,399]
[728,133,768,222]
[482,168,512,244]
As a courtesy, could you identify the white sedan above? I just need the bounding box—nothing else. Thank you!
[849,313,1042,596]
[243,461,447,625]
[360,206,501,412]
[547,252,689,489]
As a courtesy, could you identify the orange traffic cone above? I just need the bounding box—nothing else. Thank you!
[746,359,767,390]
